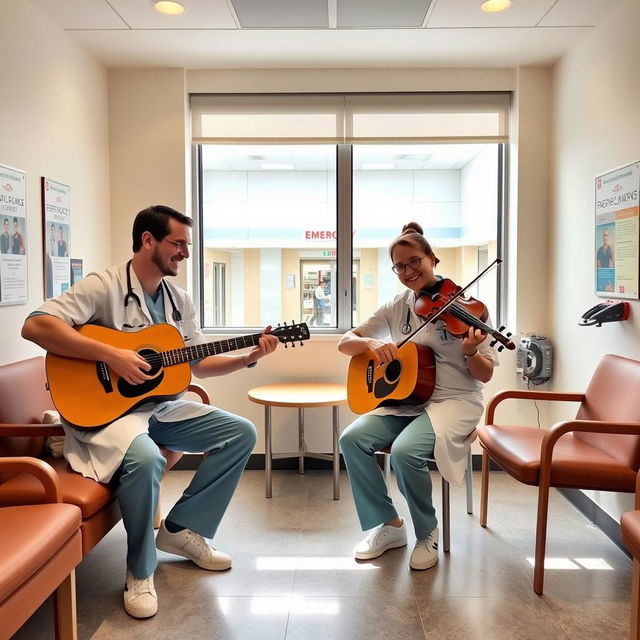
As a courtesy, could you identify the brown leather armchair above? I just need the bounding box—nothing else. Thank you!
[621,471,640,640]
[0,457,83,640]
[478,354,640,595]
[0,356,198,555]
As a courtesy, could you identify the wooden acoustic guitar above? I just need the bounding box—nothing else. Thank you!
[45,322,310,429]
[347,342,436,415]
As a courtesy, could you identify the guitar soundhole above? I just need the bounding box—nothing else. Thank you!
[117,348,164,398]
[385,359,402,382]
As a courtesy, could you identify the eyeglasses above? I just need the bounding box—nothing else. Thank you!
[163,238,192,253]
[391,256,425,275]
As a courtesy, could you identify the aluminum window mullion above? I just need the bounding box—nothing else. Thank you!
[336,144,353,333]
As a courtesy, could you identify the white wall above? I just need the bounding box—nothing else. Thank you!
[550,0,640,520]
[0,2,110,366]
[106,66,552,456]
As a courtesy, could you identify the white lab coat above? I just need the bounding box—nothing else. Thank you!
[34,261,207,482]
[355,288,500,486]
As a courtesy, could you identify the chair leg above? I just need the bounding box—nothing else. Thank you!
[54,569,77,640]
[465,448,473,515]
[632,558,640,640]
[480,450,490,527]
[441,477,450,553]
[533,479,551,595]
[153,482,164,530]
[384,453,391,487]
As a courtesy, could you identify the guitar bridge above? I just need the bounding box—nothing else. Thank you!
[96,361,113,394]
[366,359,374,393]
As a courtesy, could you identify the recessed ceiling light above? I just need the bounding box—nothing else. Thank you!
[259,163,295,170]
[154,1,185,15]
[480,0,512,12]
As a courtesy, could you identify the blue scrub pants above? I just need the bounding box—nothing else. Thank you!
[339,412,437,541]
[112,406,256,578]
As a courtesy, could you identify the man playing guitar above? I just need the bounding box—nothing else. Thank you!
[22,205,280,619]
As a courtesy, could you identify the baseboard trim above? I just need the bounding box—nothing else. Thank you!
[558,487,629,558]
[174,452,498,472]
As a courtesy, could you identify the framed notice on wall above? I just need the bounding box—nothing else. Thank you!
[0,165,28,306]
[595,160,640,298]
[42,177,71,299]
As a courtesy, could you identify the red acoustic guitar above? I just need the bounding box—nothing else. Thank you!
[46,322,309,429]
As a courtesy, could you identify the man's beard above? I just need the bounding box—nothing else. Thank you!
[151,246,178,276]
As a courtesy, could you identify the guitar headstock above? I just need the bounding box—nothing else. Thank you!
[272,322,310,347]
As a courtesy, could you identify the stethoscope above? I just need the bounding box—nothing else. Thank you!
[123,259,183,328]
[401,307,412,335]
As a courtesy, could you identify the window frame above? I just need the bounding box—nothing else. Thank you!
[192,141,507,334]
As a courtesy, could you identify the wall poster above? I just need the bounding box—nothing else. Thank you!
[0,165,28,306]
[595,161,640,298]
[42,177,71,299]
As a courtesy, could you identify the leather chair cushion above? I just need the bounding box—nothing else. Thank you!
[621,510,640,559]
[478,424,637,491]
[0,457,113,519]
[0,503,81,603]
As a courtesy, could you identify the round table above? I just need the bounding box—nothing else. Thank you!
[248,382,348,500]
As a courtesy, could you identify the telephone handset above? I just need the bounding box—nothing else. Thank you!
[581,302,608,321]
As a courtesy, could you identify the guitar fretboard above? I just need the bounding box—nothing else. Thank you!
[160,333,262,367]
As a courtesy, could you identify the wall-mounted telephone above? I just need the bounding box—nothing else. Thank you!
[579,300,630,327]
[516,335,552,385]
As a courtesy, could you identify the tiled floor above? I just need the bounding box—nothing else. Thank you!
[14,470,631,639]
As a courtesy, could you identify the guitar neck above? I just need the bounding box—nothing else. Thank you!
[160,333,262,367]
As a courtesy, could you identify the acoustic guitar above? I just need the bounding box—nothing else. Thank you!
[347,342,436,415]
[46,322,310,429]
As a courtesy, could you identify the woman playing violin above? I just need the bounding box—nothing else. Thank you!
[338,222,499,570]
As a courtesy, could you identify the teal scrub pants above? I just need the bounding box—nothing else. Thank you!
[339,412,437,541]
[112,407,256,578]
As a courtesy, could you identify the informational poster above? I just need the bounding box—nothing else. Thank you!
[42,177,71,298]
[595,161,640,298]
[70,258,83,285]
[0,165,28,306]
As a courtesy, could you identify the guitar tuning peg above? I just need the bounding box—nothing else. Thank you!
[498,325,505,332]
[291,320,295,325]
[506,332,512,338]
[299,341,304,347]
[291,342,295,347]
[490,339,497,348]
[498,345,504,352]
[284,343,288,348]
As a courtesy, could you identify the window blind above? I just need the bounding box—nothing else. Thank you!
[191,92,510,144]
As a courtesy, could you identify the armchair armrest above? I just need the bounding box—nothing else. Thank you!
[187,383,210,404]
[0,456,62,503]
[539,419,640,491]
[0,422,65,437]
[485,390,586,425]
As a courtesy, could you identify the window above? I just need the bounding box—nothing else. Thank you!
[193,93,508,332]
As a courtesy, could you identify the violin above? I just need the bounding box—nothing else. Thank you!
[414,278,515,352]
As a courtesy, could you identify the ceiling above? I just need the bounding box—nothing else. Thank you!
[30,0,622,69]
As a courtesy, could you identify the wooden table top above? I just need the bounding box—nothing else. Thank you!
[248,382,348,408]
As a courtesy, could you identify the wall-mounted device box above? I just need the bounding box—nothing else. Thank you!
[516,335,553,385]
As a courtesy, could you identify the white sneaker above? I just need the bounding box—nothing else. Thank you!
[410,527,439,570]
[353,520,407,560]
[156,520,232,571]
[123,570,157,619]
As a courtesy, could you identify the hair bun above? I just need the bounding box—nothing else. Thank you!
[401,222,423,236]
